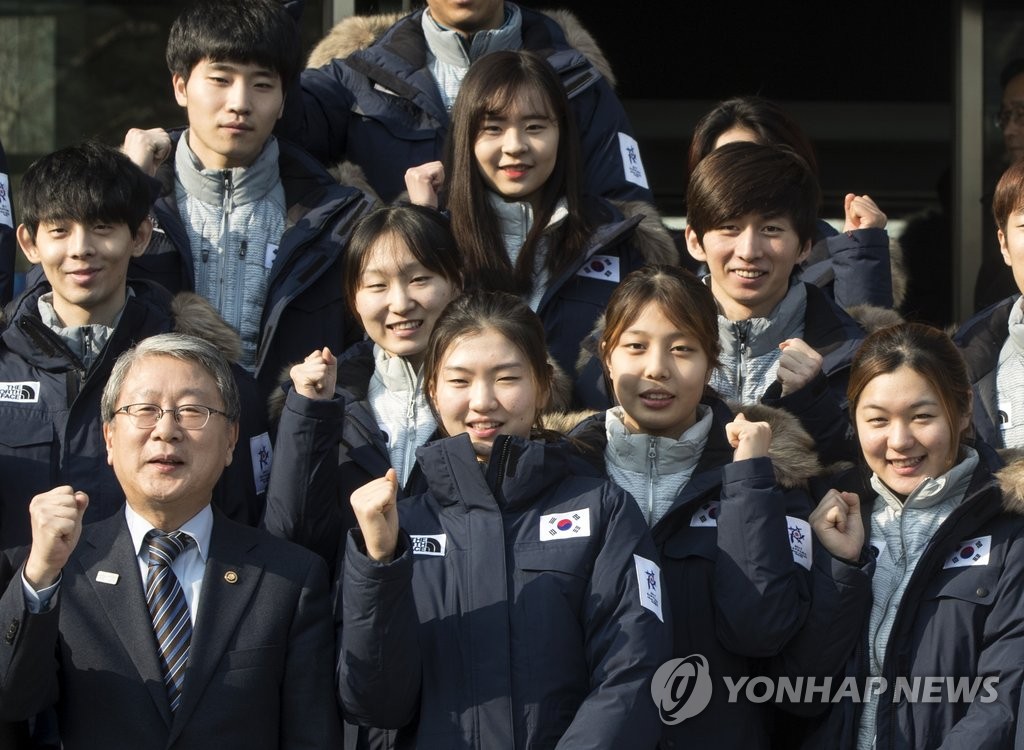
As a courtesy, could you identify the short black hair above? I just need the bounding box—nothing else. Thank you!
[18,141,152,241]
[686,141,821,249]
[165,0,301,91]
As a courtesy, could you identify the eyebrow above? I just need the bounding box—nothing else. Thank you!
[207,61,277,77]
[442,362,524,374]
[860,398,939,411]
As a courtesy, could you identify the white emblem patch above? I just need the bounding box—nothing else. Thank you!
[539,508,591,541]
[633,554,664,622]
[689,500,720,527]
[249,432,273,495]
[0,172,12,228]
[0,381,40,403]
[617,132,649,189]
[411,534,447,556]
[786,516,812,571]
[575,254,620,282]
[264,243,279,270]
[943,535,992,569]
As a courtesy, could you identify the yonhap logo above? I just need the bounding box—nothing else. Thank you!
[650,654,713,724]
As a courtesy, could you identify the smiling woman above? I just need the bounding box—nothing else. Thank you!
[801,322,1024,748]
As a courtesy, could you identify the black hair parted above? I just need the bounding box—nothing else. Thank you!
[165,0,301,91]
[18,140,153,241]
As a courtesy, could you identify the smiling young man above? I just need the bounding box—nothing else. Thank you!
[685,142,865,463]
[0,142,267,553]
[122,0,374,401]
[956,158,1024,452]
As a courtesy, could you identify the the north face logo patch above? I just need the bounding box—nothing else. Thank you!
[0,382,40,402]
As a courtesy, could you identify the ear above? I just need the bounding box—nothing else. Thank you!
[796,237,813,265]
[172,73,189,108]
[16,225,41,265]
[102,421,115,466]
[224,421,239,467]
[999,228,1011,267]
[684,225,707,262]
[130,217,154,257]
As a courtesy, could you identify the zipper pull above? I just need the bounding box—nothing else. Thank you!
[239,239,247,258]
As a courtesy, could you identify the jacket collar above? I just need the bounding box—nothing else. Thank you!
[174,131,281,208]
[421,3,521,67]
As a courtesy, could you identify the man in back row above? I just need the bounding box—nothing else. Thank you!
[123,0,375,401]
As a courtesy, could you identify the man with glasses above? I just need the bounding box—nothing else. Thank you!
[976,59,1024,310]
[0,333,339,748]
[0,142,269,557]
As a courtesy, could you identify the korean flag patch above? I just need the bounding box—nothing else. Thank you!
[633,554,664,622]
[942,535,991,569]
[689,500,720,527]
[540,509,591,541]
[786,516,812,571]
[575,255,620,283]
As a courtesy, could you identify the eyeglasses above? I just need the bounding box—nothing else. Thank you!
[996,105,1024,129]
[113,403,230,430]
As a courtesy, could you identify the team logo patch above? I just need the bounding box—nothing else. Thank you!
[617,132,649,189]
[786,516,812,571]
[264,243,279,270]
[633,554,664,622]
[249,432,273,495]
[0,173,12,228]
[0,381,40,403]
[942,535,991,569]
[576,255,621,282]
[411,534,447,556]
[689,500,720,527]
[539,508,591,540]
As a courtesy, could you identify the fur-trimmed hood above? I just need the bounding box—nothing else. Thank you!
[548,398,826,490]
[307,7,616,86]
[170,291,243,364]
[995,450,1024,514]
[610,199,678,266]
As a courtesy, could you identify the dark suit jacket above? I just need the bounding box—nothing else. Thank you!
[0,508,340,749]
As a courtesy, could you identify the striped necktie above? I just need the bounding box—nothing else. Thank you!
[144,530,194,713]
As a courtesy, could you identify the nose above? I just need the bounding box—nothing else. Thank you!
[734,227,762,261]
[468,380,497,413]
[643,349,670,381]
[226,79,252,114]
[150,409,183,440]
[387,282,414,313]
[887,420,915,452]
[66,226,94,258]
[501,127,526,155]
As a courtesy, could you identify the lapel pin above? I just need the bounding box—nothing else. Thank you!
[224,571,238,584]
[96,571,119,585]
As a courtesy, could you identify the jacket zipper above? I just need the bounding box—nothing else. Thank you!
[646,437,658,525]
[734,320,749,400]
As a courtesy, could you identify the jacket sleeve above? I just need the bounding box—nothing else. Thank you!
[336,529,421,729]
[801,229,894,310]
[712,457,813,657]
[277,60,357,168]
[764,369,858,465]
[0,565,60,722]
[213,366,270,527]
[262,387,347,571]
[281,553,344,750]
[555,486,670,749]
[567,72,654,204]
[935,528,1024,749]
[767,550,874,717]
